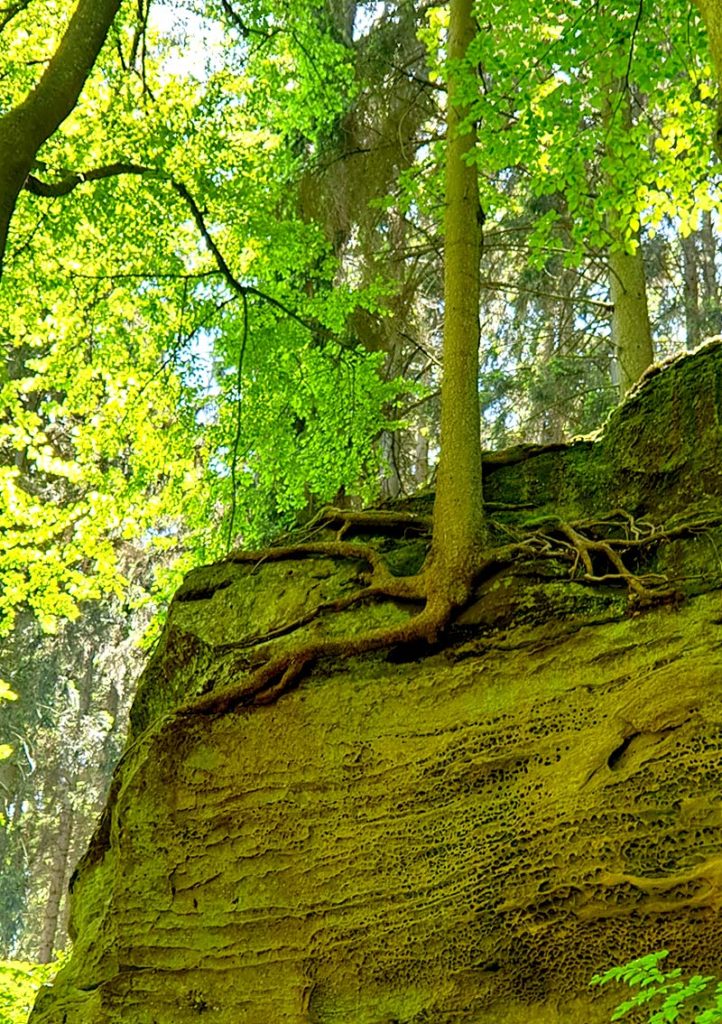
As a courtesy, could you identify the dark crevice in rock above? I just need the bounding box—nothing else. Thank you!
[175,580,234,603]
[607,733,641,771]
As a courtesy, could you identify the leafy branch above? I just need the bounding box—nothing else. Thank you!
[24,161,328,337]
[24,162,150,197]
[0,0,31,34]
[591,950,722,1023]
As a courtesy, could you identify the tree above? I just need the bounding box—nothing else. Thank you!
[4,0,714,701]
[167,0,491,714]
[463,0,714,396]
[0,597,149,961]
[0,0,122,275]
[2,0,718,644]
[425,0,486,607]
[0,0,405,635]
[169,0,688,715]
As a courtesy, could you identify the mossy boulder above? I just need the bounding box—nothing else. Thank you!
[30,341,722,1024]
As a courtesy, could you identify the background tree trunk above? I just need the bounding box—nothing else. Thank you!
[681,232,702,350]
[699,211,722,335]
[693,0,722,156]
[36,797,73,964]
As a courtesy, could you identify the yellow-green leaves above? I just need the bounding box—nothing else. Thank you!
[464,0,718,262]
[0,0,407,641]
[0,959,64,1023]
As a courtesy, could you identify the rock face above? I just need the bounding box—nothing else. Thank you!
[31,342,722,1024]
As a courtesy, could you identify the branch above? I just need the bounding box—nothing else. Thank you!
[0,0,31,33]
[168,180,326,334]
[481,279,613,312]
[24,160,329,337]
[219,0,278,39]
[621,0,644,97]
[2,0,122,148]
[24,162,150,197]
[0,0,122,274]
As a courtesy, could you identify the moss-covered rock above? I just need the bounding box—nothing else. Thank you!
[29,341,722,1024]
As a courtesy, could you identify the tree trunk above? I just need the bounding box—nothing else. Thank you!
[603,82,654,395]
[36,797,73,963]
[0,0,122,275]
[681,232,702,350]
[427,0,486,608]
[413,430,430,487]
[700,210,719,303]
[700,210,722,334]
[608,245,655,393]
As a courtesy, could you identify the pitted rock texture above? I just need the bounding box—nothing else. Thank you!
[29,341,722,1024]
[30,595,722,1024]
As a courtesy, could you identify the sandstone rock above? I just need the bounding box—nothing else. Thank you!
[30,341,722,1024]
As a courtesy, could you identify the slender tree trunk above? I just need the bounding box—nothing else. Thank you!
[326,0,356,45]
[427,0,486,609]
[0,0,122,275]
[700,211,719,302]
[37,798,73,963]
[379,431,403,499]
[700,210,721,333]
[681,232,702,350]
[527,259,576,443]
[413,430,429,487]
[608,245,655,393]
[603,82,654,395]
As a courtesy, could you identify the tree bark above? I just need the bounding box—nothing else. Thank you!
[37,797,73,963]
[427,0,486,609]
[700,210,719,305]
[700,209,722,334]
[0,0,122,276]
[413,430,430,487]
[693,0,722,157]
[681,232,702,350]
[608,245,655,393]
[603,82,654,395]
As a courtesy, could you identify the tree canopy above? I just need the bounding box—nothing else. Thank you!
[1,0,719,638]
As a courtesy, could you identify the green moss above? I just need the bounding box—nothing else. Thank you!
[383,537,428,577]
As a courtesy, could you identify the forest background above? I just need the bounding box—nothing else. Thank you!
[0,0,720,999]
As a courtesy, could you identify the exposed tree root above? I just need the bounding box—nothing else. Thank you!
[290,506,433,542]
[181,603,451,716]
[172,507,722,718]
[553,521,675,604]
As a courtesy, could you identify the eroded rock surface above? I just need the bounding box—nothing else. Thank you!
[30,341,722,1024]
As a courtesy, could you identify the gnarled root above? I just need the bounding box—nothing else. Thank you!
[177,594,451,716]
[553,521,676,605]
[171,507,721,718]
